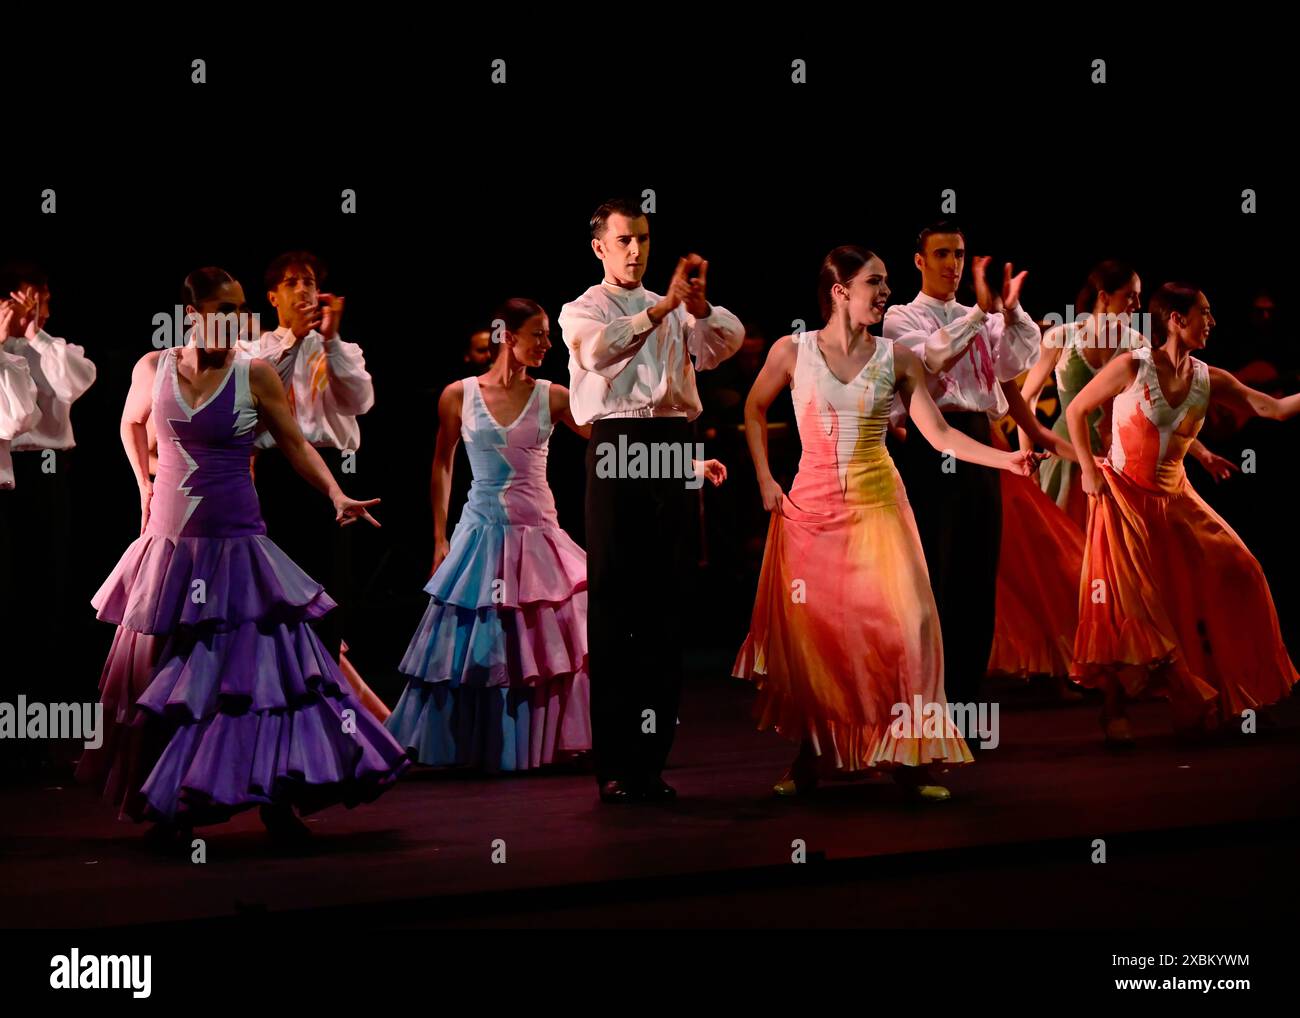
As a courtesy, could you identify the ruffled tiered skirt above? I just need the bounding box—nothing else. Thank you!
[386,521,591,772]
[77,532,410,824]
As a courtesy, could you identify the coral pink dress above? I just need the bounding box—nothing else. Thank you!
[1072,346,1298,724]
[733,334,972,770]
[988,464,1085,679]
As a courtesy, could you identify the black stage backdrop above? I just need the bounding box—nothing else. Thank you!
[2,39,1296,702]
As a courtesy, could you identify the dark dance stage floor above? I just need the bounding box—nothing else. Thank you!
[4,658,1299,930]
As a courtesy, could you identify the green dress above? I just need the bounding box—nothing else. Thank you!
[1039,319,1147,509]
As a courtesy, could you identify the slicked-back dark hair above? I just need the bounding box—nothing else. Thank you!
[590,197,647,240]
[1148,282,1201,342]
[490,297,546,359]
[181,266,236,308]
[817,245,878,322]
[915,219,967,256]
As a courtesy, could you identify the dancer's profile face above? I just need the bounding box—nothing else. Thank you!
[593,213,650,287]
[836,256,891,328]
[1099,273,1142,322]
[187,280,252,351]
[1176,292,1214,349]
[268,265,319,328]
[505,313,551,367]
[915,233,965,298]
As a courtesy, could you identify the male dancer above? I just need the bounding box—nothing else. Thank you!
[560,197,743,803]
[0,264,97,692]
[883,221,1041,719]
[241,251,374,659]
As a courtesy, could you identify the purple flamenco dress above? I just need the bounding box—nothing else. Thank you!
[77,347,409,825]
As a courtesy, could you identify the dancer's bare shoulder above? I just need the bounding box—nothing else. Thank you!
[548,381,571,416]
[437,379,465,426]
[766,334,799,371]
[133,349,164,374]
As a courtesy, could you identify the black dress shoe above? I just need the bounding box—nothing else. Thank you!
[640,778,677,802]
[598,780,637,803]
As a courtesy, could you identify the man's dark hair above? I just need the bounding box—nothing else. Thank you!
[265,250,327,292]
[590,197,647,240]
[0,260,49,294]
[915,219,967,256]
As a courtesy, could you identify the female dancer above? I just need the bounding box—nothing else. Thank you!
[733,247,1037,802]
[1069,282,1300,744]
[388,297,726,773]
[77,268,409,841]
[1020,260,1234,526]
[145,419,389,722]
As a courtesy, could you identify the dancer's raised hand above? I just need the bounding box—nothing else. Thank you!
[8,287,40,338]
[292,299,323,340]
[318,293,345,341]
[684,255,710,318]
[650,257,692,324]
[1001,262,1028,313]
[972,256,998,314]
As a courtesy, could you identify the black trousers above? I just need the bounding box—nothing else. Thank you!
[584,417,692,787]
[0,449,73,647]
[0,449,76,772]
[252,446,354,660]
[889,412,1002,710]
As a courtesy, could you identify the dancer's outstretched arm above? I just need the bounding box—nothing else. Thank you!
[896,344,1036,474]
[1209,367,1300,421]
[428,380,464,575]
[743,335,798,510]
[1066,352,1137,495]
[249,358,380,528]
[1001,377,1076,461]
[121,351,161,533]
[1016,325,1065,453]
